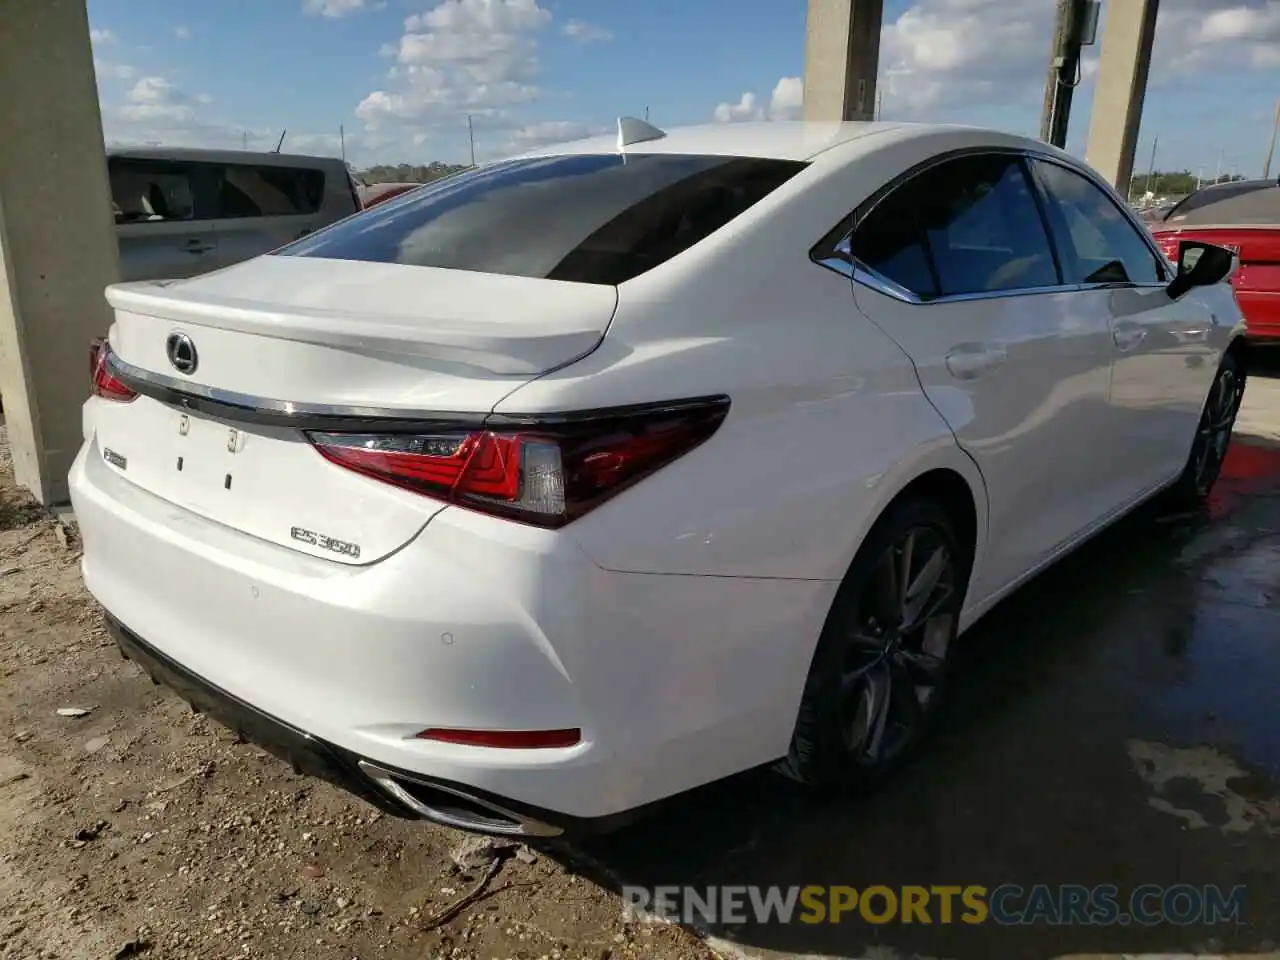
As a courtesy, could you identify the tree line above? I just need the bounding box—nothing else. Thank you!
[354,161,470,184]
[1128,170,1246,200]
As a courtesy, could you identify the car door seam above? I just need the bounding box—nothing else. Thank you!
[850,282,994,545]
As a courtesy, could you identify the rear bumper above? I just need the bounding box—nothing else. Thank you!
[108,614,592,836]
[70,435,833,829]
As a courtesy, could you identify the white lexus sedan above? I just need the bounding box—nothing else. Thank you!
[69,120,1249,838]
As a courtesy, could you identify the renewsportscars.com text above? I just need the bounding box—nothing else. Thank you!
[622,884,1246,927]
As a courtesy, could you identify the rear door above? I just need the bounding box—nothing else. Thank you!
[1030,159,1220,500]
[110,157,219,281]
[207,161,327,267]
[846,151,1117,600]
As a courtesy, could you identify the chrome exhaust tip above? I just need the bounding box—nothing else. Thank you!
[357,761,563,838]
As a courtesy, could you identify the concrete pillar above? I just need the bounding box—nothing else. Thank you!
[1084,0,1160,197]
[803,0,884,122]
[0,0,119,505]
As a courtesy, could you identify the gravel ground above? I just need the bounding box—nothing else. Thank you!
[0,424,712,960]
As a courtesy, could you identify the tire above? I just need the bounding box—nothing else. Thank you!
[1165,352,1247,508]
[778,497,969,791]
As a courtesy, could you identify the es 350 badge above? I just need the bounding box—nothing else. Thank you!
[290,526,361,559]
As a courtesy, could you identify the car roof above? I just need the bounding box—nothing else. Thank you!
[509,120,939,162]
[107,146,348,168]
[1162,177,1280,227]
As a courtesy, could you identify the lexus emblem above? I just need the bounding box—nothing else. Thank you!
[165,332,198,375]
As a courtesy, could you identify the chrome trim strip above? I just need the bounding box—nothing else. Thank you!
[837,266,1168,307]
[813,143,1176,305]
[106,348,732,433]
[107,351,460,422]
[106,350,489,432]
[357,761,564,838]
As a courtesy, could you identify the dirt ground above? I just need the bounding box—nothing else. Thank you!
[0,425,711,960]
[3,363,1279,960]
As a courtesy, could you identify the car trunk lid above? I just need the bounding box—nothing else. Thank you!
[93,255,617,564]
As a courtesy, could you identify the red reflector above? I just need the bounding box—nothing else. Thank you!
[90,338,137,403]
[306,396,729,528]
[415,728,581,749]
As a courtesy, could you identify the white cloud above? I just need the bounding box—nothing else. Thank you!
[303,0,377,17]
[864,0,1280,119]
[117,76,206,124]
[89,25,130,78]
[876,0,1051,116]
[1158,1,1280,71]
[95,60,137,81]
[499,119,607,155]
[174,25,192,40]
[562,19,613,43]
[357,0,552,132]
[713,76,804,123]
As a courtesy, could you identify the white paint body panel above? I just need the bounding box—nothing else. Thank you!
[69,122,1245,821]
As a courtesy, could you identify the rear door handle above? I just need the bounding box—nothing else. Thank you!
[182,238,214,255]
[945,344,1007,380]
[1112,323,1146,351]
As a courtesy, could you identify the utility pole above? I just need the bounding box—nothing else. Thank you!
[340,124,346,164]
[1144,134,1158,197]
[1264,96,1280,180]
[1040,0,1098,147]
[1214,147,1224,184]
[466,114,475,166]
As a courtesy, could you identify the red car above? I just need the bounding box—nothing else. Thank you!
[1148,177,1280,344]
[356,181,421,210]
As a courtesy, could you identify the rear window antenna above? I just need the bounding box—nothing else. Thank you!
[617,116,665,155]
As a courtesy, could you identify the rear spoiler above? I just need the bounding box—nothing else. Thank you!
[104,281,611,377]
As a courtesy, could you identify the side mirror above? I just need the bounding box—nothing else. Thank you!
[1167,240,1235,300]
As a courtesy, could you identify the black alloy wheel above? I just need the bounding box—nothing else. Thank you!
[781,498,967,789]
[1168,352,1246,505]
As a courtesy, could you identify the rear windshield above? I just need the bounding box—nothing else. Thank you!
[1163,180,1280,226]
[277,153,805,285]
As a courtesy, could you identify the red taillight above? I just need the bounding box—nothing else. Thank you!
[415,727,581,749]
[306,397,729,528]
[90,338,137,402]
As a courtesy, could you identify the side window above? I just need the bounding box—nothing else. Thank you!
[850,154,1060,299]
[212,164,325,219]
[109,159,196,224]
[847,178,937,298]
[1032,160,1163,285]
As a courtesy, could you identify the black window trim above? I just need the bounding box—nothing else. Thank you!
[810,144,1173,305]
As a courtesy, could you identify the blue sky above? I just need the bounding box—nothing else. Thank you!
[87,0,1280,177]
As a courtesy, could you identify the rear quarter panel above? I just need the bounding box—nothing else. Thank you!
[494,130,992,583]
